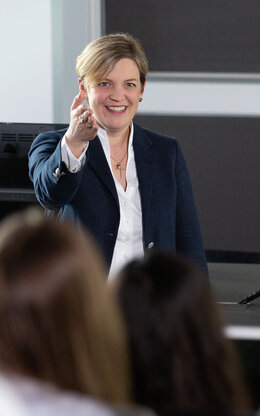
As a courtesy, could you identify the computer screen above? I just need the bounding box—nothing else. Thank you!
[0,122,67,219]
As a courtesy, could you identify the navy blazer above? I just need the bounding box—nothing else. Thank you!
[28,123,208,274]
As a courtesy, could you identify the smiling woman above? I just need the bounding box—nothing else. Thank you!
[28,32,208,278]
[83,58,143,139]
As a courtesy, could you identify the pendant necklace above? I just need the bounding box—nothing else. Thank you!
[111,148,128,178]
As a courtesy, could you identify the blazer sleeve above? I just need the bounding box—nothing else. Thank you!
[175,141,208,275]
[28,130,86,210]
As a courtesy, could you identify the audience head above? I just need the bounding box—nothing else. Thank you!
[115,250,251,415]
[0,208,130,404]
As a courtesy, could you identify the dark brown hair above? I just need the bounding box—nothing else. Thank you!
[0,208,130,404]
[115,250,251,415]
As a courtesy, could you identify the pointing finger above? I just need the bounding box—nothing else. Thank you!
[71,91,84,111]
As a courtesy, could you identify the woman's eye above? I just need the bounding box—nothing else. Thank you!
[98,81,110,87]
[126,82,136,87]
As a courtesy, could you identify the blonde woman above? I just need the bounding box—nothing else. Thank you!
[29,33,207,278]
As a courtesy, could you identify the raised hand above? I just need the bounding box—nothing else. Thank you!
[65,90,98,158]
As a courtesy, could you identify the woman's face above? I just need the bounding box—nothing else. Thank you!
[85,58,144,136]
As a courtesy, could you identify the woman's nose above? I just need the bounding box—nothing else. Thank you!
[109,86,124,101]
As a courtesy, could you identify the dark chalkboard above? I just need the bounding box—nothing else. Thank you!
[134,114,260,254]
[104,0,260,73]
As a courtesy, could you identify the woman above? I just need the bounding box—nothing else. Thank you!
[0,208,150,416]
[29,32,207,277]
[114,250,252,416]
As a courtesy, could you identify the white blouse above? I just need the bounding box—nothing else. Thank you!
[61,123,144,278]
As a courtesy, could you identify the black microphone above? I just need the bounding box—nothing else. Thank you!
[238,289,260,305]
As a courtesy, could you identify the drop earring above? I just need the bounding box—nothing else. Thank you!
[139,98,143,102]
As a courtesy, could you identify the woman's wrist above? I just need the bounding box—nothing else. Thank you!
[65,134,86,158]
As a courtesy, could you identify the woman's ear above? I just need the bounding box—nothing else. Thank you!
[139,81,145,99]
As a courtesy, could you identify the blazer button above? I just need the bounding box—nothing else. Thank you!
[147,242,154,249]
[53,167,60,178]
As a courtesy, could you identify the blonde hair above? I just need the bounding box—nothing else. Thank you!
[76,33,148,88]
[0,208,131,404]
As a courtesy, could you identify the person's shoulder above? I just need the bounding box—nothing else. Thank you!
[0,375,27,415]
[7,376,116,416]
[29,128,69,152]
[35,127,68,141]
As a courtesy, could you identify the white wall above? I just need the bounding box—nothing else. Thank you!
[0,0,53,123]
[0,0,101,124]
[51,0,102,123]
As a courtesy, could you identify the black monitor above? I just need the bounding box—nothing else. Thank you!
[0,122,67,219]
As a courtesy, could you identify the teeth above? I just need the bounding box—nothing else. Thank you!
[107,106,126,112]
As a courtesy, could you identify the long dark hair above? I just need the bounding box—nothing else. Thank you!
[115,250,251,415]
[0,208,130,404]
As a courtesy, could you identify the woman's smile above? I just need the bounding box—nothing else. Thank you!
[106,105,127,113]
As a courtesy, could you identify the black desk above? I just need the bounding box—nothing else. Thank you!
[209,262,260,326]
[209,263,260,408]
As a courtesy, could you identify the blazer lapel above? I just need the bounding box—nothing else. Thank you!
[133,124,154,230]
[87,126,154,218]
[88,136,120,210]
